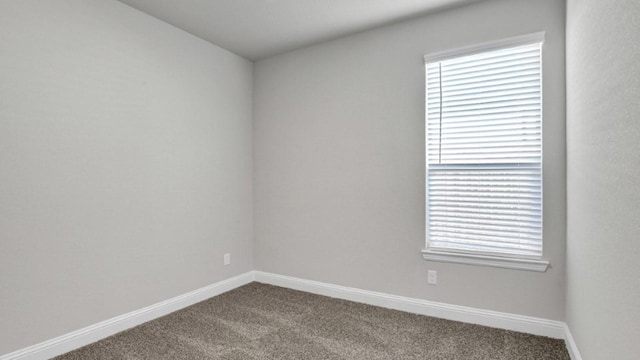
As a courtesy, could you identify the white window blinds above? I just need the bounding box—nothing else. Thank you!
[426,41,543,258]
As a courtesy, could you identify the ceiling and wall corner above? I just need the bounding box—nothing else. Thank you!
[117,0,483,60]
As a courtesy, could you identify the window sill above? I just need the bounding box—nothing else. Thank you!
[421,249,549,272]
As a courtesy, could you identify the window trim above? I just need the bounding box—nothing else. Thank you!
[422,33,549,272]
[422,249,549,272]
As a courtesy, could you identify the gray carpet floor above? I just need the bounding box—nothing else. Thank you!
[54,282,570,359]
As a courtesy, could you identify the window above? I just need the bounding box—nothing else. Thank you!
[422,34,549,272]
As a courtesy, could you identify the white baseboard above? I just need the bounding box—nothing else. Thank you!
[2,270,583,360]
[0,272,254,360]
[254,271,566,339]
[563,324,583,360]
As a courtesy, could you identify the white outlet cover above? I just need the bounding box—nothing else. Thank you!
[224,253,231,266]
[427,270,437,285]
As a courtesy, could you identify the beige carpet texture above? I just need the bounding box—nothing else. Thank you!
[54,283,570,359]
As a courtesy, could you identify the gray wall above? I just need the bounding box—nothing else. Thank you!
[254,0,566,320]
[566,1,640,359]
[0,0,253,354]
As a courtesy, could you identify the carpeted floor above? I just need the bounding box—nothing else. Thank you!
[54,282,570,359]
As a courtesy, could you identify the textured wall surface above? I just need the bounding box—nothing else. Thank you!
[566,1,640,359]
[254,0,566,320]
[0,0,253,354]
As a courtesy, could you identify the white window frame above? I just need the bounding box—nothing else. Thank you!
[421,33,549,272]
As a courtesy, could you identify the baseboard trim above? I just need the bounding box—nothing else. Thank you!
[0,271,254,360]
[254,271,565,339]
[563,324,583,360]
[2,271,583,360]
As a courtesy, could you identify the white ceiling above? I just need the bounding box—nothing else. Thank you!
[118,0,481,61]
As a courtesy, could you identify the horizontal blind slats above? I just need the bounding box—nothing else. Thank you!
[429,81,541,99]
[429,234,541,247]
[429,233,541,246]
[430,63,541,86]
[429,208,540,220]
[427,134,541,147]
[428,144,541,154]
[427,71,540,94]
[429,111,540,123]
[425,41,542,258]
[429,43,541,68]
[428,200,542,211]
[429,214,540,228]
[439,54,540,77]
[435,64,540,87]
[428,97,540,113]
[429,104,540,118]
[429,231,541,245]
[428,117,541,129]
[430,223,541,236]
[428,164,541,170]
[428,128,541,142]
[429,241,542,257]
[428,91,540,108]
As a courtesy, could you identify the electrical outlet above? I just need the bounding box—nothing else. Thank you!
[224,253,231,266]
[427,270,437,285]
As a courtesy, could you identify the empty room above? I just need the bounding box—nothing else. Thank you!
[1,0,638,359]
